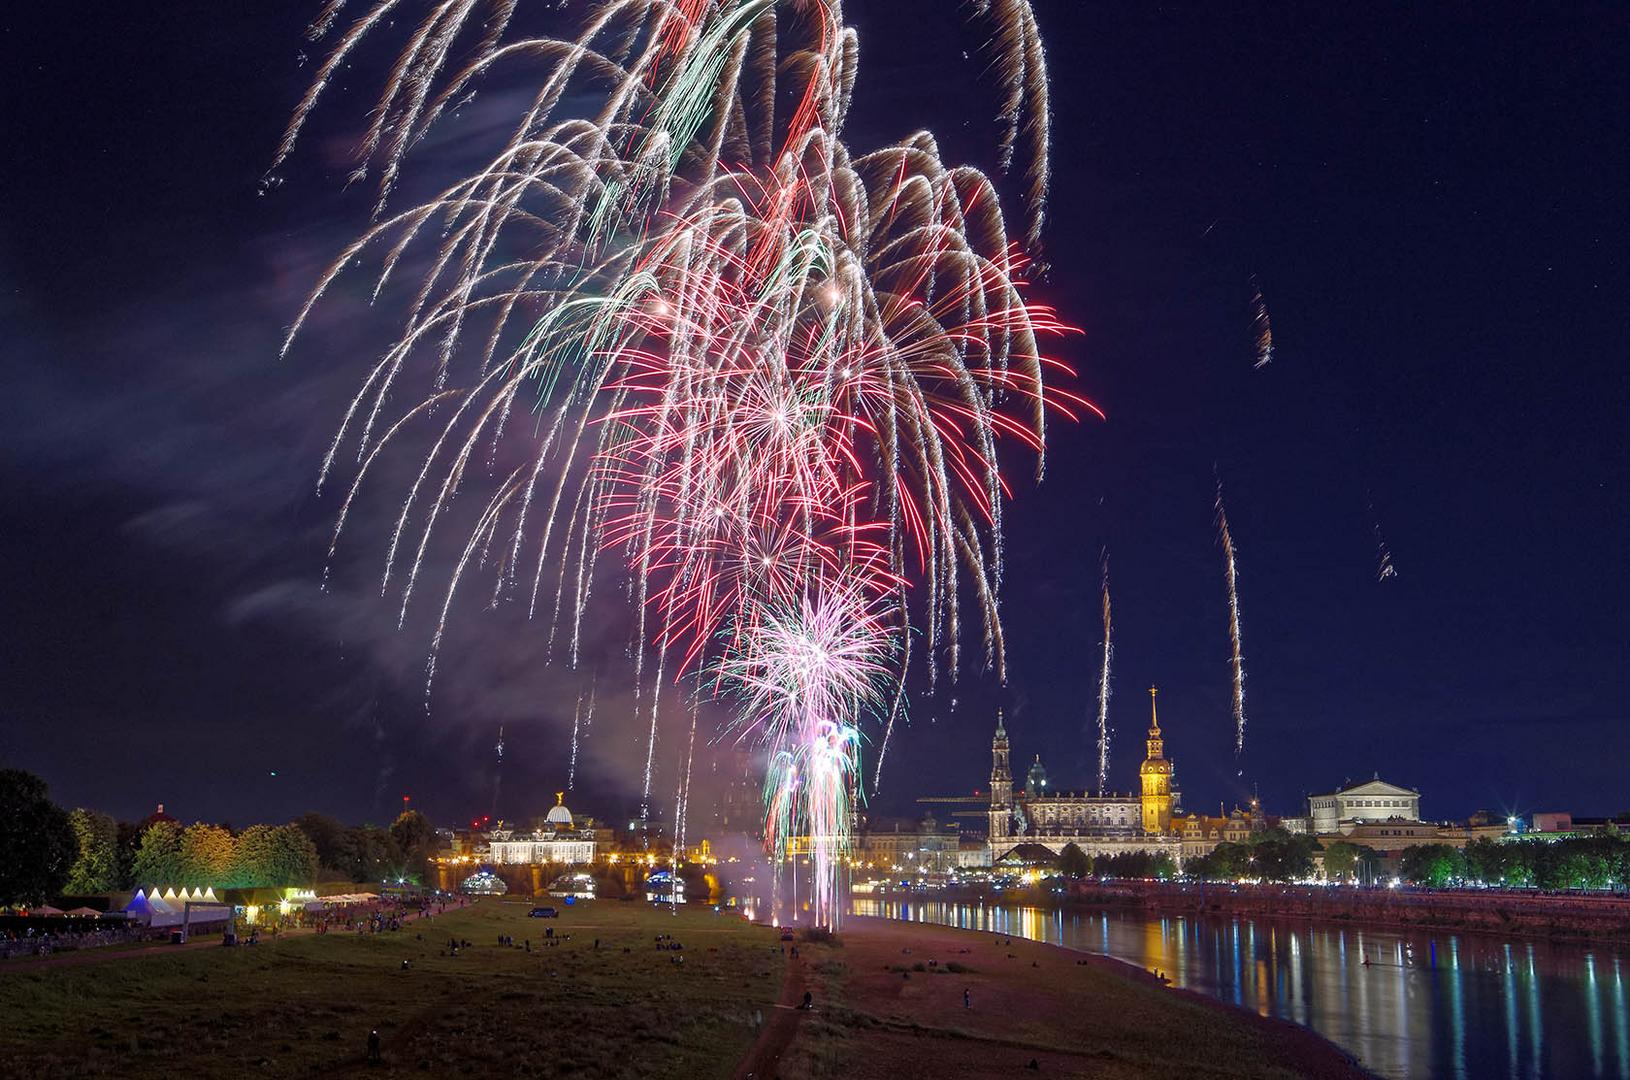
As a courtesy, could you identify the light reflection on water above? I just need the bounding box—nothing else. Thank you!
[851,897,1630,1079]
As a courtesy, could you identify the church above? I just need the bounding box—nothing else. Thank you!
[988,687,1247,865]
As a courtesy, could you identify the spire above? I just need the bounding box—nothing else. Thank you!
[1148,685,1160,736]
[555,790,565,806]
[994,708,1007,740]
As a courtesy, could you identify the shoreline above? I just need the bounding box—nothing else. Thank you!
[865,883,1630,945]
[859,914,1375,1079]
[787,913,1372,1078]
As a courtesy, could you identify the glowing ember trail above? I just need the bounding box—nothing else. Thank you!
[1250,274,1274,369]
[277,0,1083,926]
[1214,472,1248,755]
[1095,548,1112,796]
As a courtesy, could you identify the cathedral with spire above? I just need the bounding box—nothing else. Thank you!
[988,687,1260,864]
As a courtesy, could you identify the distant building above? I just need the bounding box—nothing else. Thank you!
[988,687,1219,865]
[1303,776,1422,835]
[487,793,598,866]
[1530,811,1574,834]
[853,813,961,874]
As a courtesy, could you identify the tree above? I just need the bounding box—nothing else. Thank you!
[178,823,237,886]
[390,810,437,883]
[1462,838,1506,885]
[115,820,143,889]
[1399,844,1465,887]
[0,769,77,906]
[294,812,357,875]
[348,825,405,883]
[1149,852,1178,880]
[1321,841,1358,883]
[65,809,120,894]
[1190,842,1251,881]
[228,824,277,888]
[276,825,320,885]
[1246,829,1316,883]
[130,820,185,889]
[1058,843,1091,879]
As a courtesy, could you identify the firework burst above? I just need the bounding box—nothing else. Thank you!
[279,0,1079,925]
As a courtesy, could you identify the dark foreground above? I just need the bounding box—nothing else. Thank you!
[0,901,1365,1078]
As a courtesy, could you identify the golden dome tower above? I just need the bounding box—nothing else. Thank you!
[1139,686,1174,834]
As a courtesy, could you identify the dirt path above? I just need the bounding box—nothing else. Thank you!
[731,949,806,1080]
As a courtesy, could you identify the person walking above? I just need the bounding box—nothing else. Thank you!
[964,988,971,1009]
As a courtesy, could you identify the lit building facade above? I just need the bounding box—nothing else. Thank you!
[1299,776,1422,835]
[988,687,1198,864]
[487,793,598,866]
[854,814,962,873]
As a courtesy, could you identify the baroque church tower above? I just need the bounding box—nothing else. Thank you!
[989,711,1013,840]
[1139,686,1174,833]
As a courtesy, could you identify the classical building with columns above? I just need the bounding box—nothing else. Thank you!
[988,687,1238,865]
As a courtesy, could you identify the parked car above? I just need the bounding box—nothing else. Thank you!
[528,906,559,918]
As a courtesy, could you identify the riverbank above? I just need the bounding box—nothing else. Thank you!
[889,881,1630,944]
[1,898,1374,1078]
[784,915,1370,1079]
[1053,881,1630,943]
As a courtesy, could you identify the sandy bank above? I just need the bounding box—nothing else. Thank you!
[780,915,1371,1079]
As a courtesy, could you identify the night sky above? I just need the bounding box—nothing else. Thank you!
[3,3,1626,831]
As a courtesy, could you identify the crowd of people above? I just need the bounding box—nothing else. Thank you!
[2,892,470,960]
[0,922,149,960]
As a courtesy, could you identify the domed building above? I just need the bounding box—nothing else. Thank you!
[489,792,598,866]
[545,798,575,829]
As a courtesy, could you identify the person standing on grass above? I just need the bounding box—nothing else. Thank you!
[964,988,971,1009]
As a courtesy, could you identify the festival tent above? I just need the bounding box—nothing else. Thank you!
[64,907,102,917]
[147,904,231,930]
[30,905,65,916]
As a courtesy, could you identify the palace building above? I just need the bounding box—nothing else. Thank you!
[487,792,598,866]
[988,687,1244,865]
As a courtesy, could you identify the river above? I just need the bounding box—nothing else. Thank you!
[852,897,1630,1079]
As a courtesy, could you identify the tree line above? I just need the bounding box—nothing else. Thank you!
[1044,829,1321,884]
[1053,843,1178,881]
[0,768,440,906]
[1397,836,1630,890]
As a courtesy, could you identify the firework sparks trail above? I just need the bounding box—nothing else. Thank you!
[567,671,596,793]
[1250,275,1273,369]
[1368,494,1398,581]
[1095,548,1112,796]
[1214,473,1247,755]
[567,692,582,792]
[491,723,505,816]
[279,0,1081,925]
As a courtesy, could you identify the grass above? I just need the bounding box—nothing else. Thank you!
[0,899,785,1078]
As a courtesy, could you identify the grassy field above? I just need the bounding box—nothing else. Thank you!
[0,900,784,1078]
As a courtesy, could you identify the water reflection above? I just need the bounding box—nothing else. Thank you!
[851,897,1630,1079]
